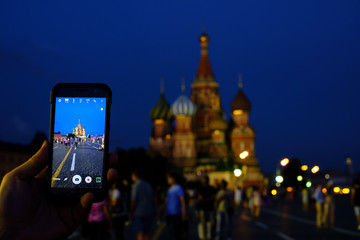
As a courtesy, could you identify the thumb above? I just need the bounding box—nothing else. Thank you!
[13,141,49,178]
[71,192,95,226]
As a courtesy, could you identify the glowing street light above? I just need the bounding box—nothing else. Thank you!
[297,175,303,181]
[239,151,249,159]
[342,188,350,194]
[271,189,277,196]
[301,165,308,171]
[306,181,312,188]
[234,169,242,177]
[280,158,289,167]
[311,166,320,174]
[275,175,284,183]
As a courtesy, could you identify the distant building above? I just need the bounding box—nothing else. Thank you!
[54,132,67,141]
[149,31,263,188]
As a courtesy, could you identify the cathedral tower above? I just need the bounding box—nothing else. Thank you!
[230,78,262,186]
[171,81,197,168]
[149,84,172,157]
[191,31,223,159]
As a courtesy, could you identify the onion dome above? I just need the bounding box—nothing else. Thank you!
[172,95,196,116]
[171,81,196,117]
[231,76,251,112]
[231,89,251,112]
[150,93,172,121]
[210,112,228,131]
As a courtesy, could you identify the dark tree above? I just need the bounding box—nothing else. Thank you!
[282,158,304,190]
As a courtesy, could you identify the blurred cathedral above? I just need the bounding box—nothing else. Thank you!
[73,119,86,138]
[149,31,263,187]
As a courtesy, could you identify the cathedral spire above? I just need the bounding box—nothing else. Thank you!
[238,73,243,89]
[196,30,213,81]
[181,78,185,93]
[160,78,164,94]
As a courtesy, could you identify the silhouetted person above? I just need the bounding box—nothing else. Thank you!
[164,172,187,240]
[323,182,335,229]
[301,187,309,211]
[313,183,325,228]
[197,176,216,240]
[130,171,154,240]
[87,198,112,240]
[110,180,130,240]
[351,178,360,230]
[215,180,231,240]
[251,186,261,217]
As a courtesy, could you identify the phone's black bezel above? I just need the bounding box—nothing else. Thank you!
[49,83,112,202]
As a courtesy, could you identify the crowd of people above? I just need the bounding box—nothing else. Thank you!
[81,172,268,240]
[81,173,360,240]
[300,179,360,231]
[1,142,360,240]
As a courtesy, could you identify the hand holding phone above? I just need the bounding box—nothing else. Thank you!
[49,83,112,201]
[0,141,118,239]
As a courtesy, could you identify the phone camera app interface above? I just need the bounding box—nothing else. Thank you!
[52,97,106,189]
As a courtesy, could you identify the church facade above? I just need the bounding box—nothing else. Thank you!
[149,31,263,187]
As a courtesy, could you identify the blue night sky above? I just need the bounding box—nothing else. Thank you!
[1,0,360,173]
[54,98,106,136]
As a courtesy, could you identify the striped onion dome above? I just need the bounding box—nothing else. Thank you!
[171,94,196,117]
[150,94,172,121]
[209,113,228,131]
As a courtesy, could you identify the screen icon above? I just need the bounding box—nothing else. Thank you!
[72,175,82,185]
[65,98,69,103]
[96,177,101,183]
[58,99,61,102]
[72,99,75,103]
[86,99,90,103]
[85,176,92,183]
[79,99,82,103]
[93,99,96,103]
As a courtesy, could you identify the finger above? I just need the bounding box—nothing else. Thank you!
[107,168,118,185]
[80,192,95,210]
[13,141,49,179]
[70,192,95,227]
[56,192,95,237]
[109,152,118,167]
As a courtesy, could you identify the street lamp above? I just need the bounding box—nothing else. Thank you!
[234,169,242,177]
[297,175,303,181]
[239,151,249,159]
[275,175,284,183]
[301,165,308,171]
[280,158,289,167]
[311,166,319,174]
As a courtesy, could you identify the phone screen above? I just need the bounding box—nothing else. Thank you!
[51,97,106,189]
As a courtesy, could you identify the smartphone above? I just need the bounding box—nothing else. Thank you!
[49,83,112,201]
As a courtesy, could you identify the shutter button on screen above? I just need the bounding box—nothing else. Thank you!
[85,176,92,183]
[72,175,82,184]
